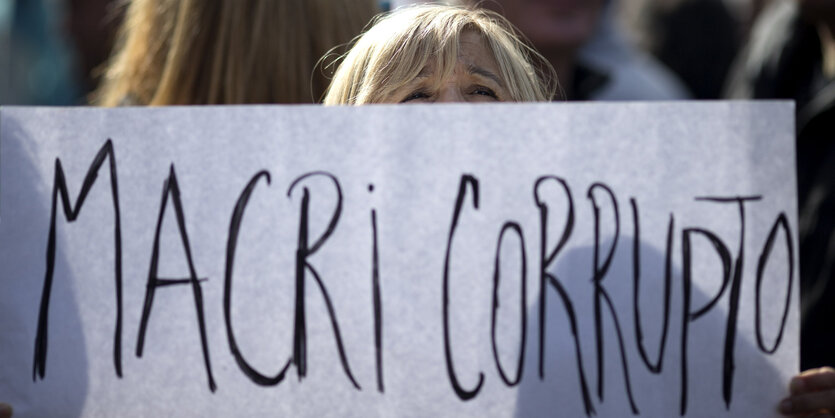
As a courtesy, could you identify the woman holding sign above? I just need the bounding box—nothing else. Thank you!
[1,3,829,418]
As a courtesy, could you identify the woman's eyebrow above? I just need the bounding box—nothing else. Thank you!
[468,64,504,88]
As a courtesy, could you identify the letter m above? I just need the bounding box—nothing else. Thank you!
[33,139,123,380]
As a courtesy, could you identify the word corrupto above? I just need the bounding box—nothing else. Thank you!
[29,139,794,416]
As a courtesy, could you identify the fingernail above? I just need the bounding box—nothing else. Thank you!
[779,399,792,413]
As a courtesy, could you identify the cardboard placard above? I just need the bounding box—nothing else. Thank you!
[0,103,798,417]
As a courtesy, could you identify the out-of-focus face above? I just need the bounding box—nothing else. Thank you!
[480,0,604,55]
[383,32,510,103]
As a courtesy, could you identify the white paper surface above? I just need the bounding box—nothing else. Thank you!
[0,103,798,417]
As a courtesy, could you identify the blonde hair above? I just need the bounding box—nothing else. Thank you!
[323,4,557,105]
[95,0,378,106]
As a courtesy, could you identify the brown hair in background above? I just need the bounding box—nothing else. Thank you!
[95,0,379,105]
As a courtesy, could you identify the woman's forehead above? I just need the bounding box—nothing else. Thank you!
[411,32,498,71]
[457,32,501,70]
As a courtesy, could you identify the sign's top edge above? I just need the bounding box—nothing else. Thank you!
[0,99,795,112]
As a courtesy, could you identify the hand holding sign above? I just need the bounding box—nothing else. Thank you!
[779,367,835,417]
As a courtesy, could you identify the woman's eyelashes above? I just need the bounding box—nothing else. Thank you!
[401,90,430,102]
[400,85,499,102]
[471,85,498,99]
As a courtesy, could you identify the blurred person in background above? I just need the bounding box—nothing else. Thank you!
[0,0,121,105]
[622,0,743,99]
[1,0,81,104]
[457,0,689,100]
[725,0,835,415]
[94,0,379,105]
[726,0,835,372]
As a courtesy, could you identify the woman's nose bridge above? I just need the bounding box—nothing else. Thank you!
[437,83,465,103]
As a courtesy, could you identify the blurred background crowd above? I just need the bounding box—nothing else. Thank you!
[1,0,827,105]
[0,0,833,374]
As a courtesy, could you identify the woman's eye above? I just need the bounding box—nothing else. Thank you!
[472,86,497,99]
[401,91,430,102]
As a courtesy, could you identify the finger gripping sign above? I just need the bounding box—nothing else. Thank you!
[0,103,798,417]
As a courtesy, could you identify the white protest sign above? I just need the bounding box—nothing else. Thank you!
[0,103,797,417]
